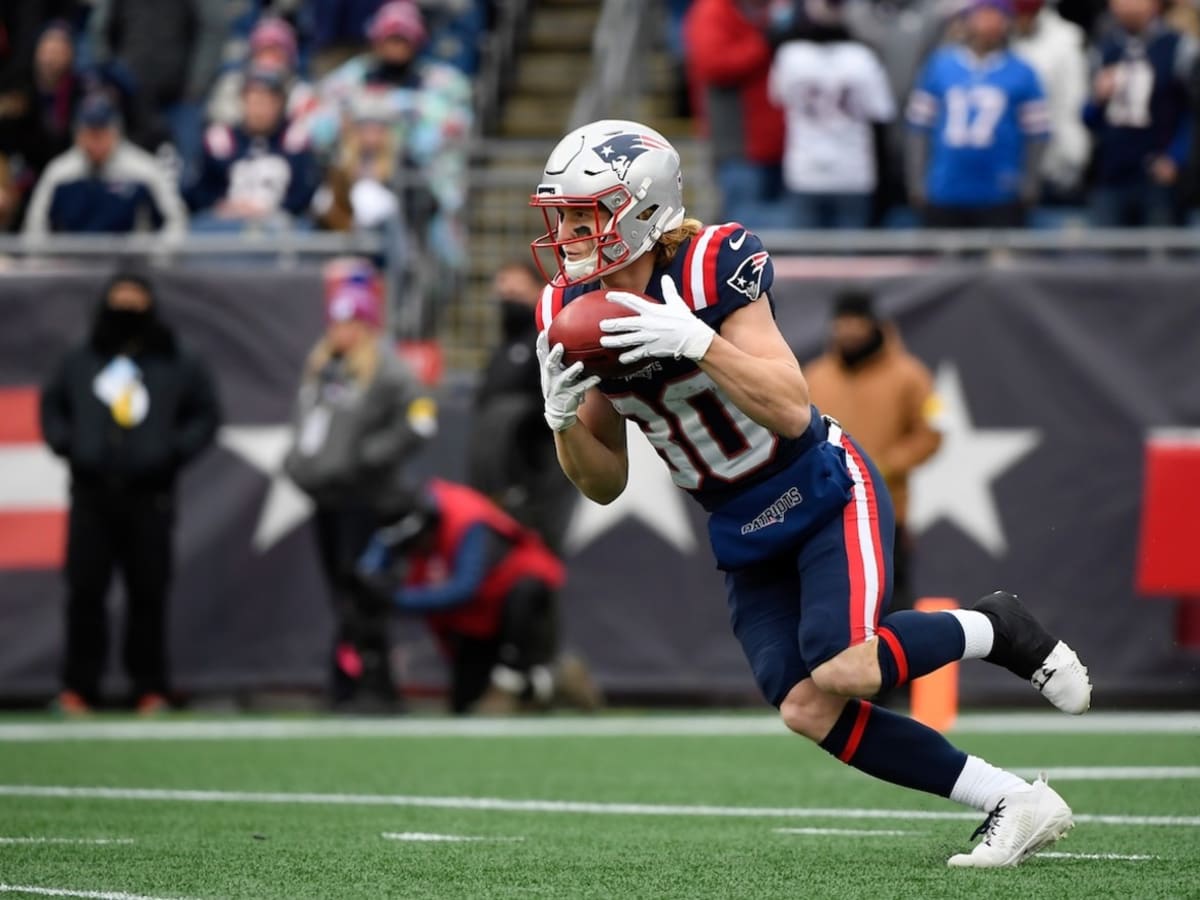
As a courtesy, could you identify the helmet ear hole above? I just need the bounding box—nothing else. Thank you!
[636,204,659,222]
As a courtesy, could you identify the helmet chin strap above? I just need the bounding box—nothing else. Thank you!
[563,249,599,280]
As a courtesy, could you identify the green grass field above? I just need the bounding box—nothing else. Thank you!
[0,713,1196,900]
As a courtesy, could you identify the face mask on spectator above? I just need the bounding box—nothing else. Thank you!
[497,299,534,338]
[835,322,885,369]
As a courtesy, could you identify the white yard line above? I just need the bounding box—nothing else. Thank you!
[1013,767,1200,781]
[773,827,920,837]
[0,887,194,900]
[950,713,1200,734]
[1036,852,1158,861]
[0,838,133,845]
[0,712,1195,742]
[381,832,525,843]
[0,784,1195,828]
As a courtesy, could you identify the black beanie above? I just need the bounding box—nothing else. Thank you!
[832,289,877,321]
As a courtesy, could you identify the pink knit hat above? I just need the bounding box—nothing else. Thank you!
[367,0,427,46]
[325,285,383,328]
[250,16,298,63]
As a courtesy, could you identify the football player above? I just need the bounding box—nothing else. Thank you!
[531,119,1092,867]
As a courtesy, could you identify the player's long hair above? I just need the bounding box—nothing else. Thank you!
[654,218,704,266]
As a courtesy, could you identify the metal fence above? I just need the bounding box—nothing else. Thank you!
[0,232,386,265]
[6,215,1200,371]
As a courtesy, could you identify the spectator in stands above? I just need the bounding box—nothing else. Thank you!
[906,0,1050,227]
[358,478,604,715]
[87,0,228,176]
[844,0,956,105]
[283,260,438,711]
[419,0,490,75]
[466,260,575,553]
[186,67,321,231]
[1165,0,1200,39]
[0,1,81,81]
[39,269,221,715]
[802,288,942,675]
[843,0,956,219]
[769,0,896,228]
[0,20,83,229]
[1085,0,1196,226]
[206,15,319,136]
[1058,0,1110,33]
[23,93,188,239]
[684,0,787,228]
[308,0,384,77]
[311,89,401,232]
[311,1,472,324]
[1011,0,1092,202]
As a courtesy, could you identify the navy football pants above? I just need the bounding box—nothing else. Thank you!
[724,434,895,707]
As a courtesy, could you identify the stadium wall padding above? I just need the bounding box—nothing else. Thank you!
[0,261,1196,705]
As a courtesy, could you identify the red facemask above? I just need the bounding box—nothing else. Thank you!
[528,186,634,286]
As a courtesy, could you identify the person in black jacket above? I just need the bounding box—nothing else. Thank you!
[39,270,221,714]
[466,260,575,553]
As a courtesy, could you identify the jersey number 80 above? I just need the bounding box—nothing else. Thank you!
[608,370,778,490]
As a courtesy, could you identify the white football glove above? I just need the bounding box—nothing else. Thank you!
[599,275,716,364]
[537,330,600,433]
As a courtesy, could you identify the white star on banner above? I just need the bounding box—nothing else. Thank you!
[909,362,1041,557]
[218,425,313,552]
[565,422,697,555]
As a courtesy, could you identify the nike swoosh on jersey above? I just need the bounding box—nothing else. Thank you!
[728,230,747,251]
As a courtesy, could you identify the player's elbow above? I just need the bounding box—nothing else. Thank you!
[775,403,812,440]
[571,471,627,506]
[581,480,625,506]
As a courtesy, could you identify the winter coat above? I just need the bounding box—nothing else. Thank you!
[803,328,941,523]
[40,295,221,493]
[684,0,785,165]
[1012,8,1091,191]
[284,336,435,510]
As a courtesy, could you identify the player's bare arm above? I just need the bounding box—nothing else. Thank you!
[554,388,628,504]
[699,298,812,439]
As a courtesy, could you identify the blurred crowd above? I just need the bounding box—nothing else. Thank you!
[683,0,1200,228]
[6,0,1194,256]
[0,0,487,267]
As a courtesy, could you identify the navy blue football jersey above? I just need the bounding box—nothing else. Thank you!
[538,222,816,511]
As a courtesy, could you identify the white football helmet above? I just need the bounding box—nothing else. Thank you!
[530,119,685,285]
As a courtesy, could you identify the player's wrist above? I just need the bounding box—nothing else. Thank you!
[682,325,716,362]
[545,408,578,433]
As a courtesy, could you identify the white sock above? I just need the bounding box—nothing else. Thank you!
[947,610,995,659]
[950,755,1031,811]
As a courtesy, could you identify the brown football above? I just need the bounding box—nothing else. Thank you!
[547,289,660,379]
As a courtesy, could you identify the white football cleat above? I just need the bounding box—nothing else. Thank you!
[1031,641,1092,715]
[947,775,1074,868]
[972,592,1093,715]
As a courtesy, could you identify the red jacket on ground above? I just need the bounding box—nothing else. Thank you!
[405,479,565,642]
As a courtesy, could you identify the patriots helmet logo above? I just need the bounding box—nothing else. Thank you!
[726,251,770,300]
[591,133,672,180]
